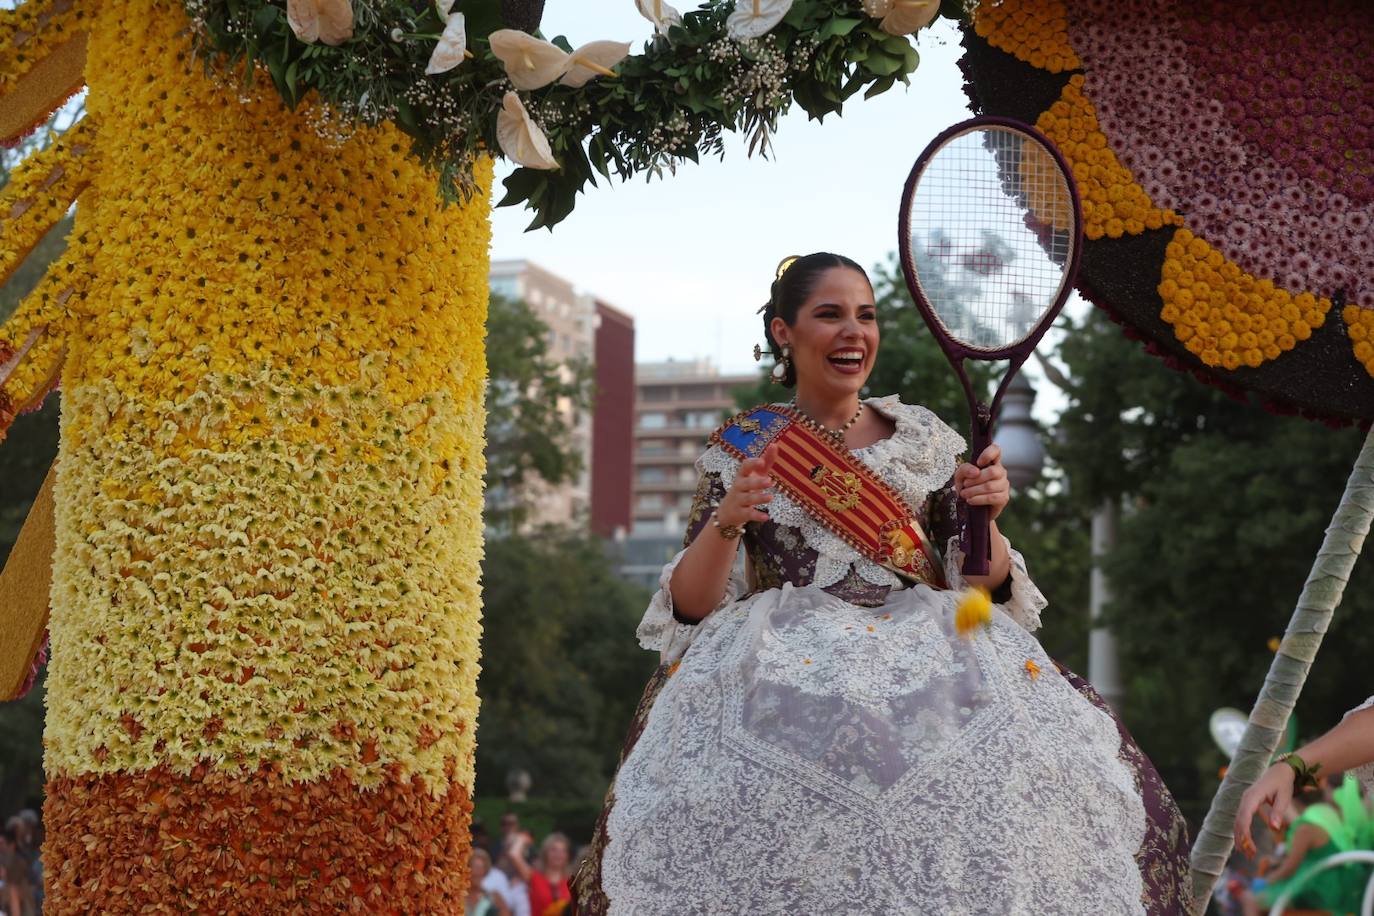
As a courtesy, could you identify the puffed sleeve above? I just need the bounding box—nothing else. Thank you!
[1342,697,1374,794]
[635,470,748,663]
[925,478,1048,633]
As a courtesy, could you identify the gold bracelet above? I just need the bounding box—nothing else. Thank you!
[710,511,744,540]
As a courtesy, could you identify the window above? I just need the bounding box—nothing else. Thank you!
[638,467,667,483]
[640,412,668,430]
[636,494,663,511]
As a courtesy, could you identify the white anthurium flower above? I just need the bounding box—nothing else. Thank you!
[635,0,682,35]
[286,0,354,45]
[425,12,467,75]
[488,29,571,90]
[436,0,456,18]
[560,40,632,87]
[496,91,559,170]
[878,0,939,35]
[726,0,792,40]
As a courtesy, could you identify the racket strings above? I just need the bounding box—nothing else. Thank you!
[909,126,1076,351]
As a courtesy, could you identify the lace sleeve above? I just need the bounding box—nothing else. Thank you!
[929,481,1048,633]
[1343,697,1374,794]
[635,471,746,663]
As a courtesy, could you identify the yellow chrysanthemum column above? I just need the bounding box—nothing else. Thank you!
[40,0,490,910]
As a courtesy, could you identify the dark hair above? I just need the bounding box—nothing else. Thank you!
[761,252,870,388]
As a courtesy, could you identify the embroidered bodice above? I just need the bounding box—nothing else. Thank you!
[636,395,1047,660]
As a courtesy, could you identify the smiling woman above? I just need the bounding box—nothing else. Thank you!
[571,252,1192,915]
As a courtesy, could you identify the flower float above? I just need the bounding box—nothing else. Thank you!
[0,0,947,910]
[960,0,1374,424]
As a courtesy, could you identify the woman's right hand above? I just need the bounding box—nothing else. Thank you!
[1234,762,1295,857]
[717,444,778,527]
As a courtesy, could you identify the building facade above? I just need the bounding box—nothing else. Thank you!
[487,260,634,532]
[620,359,756,587]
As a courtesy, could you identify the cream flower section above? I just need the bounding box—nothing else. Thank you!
[634,0,681,35]
[496,91,558,170]
[726,0,793,40]
[867,0,939,35]
[45,372,486,792]
[426,12,468,75]
[286,0,353,45]
[488,29,575,90]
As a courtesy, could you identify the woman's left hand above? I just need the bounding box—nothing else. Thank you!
[955,444,1010,520]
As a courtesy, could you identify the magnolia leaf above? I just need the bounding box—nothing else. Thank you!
[560,40,631,88]
[496,91,559,170]
[489,29,571,90]
[726,0,793,40]
[634,0,681,36]
[426,12,468,74]
[879,0,939,35]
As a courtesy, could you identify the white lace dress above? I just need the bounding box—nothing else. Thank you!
[585,396,1188,915]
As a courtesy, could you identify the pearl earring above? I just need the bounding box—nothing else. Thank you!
[771,344,791,382]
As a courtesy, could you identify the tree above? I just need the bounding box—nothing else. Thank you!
[474,530,653,806]
[483,292,593,530]
[1050,309,1374,826]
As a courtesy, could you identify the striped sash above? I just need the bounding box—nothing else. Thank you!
[711,404,948,590]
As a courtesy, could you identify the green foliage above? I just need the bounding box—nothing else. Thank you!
[0,673,45,814]
[474,530,655,804]
[188,0,931,226]
[483,292,592,529]
[471,794,604,846]
[1051,309,1374,824]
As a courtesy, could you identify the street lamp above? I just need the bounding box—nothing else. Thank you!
[994,373,1045,490]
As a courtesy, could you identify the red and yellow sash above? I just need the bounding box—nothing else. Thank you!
[711,404,948,590]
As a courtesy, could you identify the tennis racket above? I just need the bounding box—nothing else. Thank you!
[897,116,1083,577]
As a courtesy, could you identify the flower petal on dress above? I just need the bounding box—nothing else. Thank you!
[488,29,570,90]
[879,0,939,35]
[634,0,681,35]
[425,13,468,75]
[496,91,559,170]
[726,0,793,40]
[559,40,632,88]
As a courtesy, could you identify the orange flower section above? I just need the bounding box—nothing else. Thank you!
[1036,76,1182,241]
[43,763,472,914]
[1341,306,1374,376]
[971,0,1080,74]
[1159,228,1329,370]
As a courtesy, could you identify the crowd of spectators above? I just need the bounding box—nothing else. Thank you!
[0,809,41,916]
[468,812,581,916]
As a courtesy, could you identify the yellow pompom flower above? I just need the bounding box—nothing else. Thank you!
[955,586,993,637]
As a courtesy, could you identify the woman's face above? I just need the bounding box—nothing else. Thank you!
[470,853,490,882]
[771,267,879,402]
[544,839,570,871]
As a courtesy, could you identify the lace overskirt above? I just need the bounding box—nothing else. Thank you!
[600,582,1154,915]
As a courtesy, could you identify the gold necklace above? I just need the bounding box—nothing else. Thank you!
[790,399,864,442]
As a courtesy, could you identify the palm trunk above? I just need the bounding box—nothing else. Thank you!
[1188,426,1374,912]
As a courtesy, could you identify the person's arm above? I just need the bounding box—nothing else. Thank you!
[1266,823,1329,882]
[1235,704,1374,852]
[504,836,533,883]
[669,446,776,621]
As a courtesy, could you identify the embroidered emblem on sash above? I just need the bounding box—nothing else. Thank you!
[809,465,862,513]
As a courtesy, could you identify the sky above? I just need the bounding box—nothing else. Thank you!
[489,7,982,374]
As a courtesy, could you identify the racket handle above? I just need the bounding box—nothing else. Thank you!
[962,503,992,577]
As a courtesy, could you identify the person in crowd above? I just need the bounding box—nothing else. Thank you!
[0,827,35,916]
[497,831,533,916]
[466,848,512,916]
[527,833,571,916]
[572,252,1191,913]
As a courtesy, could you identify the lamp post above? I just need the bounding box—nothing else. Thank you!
[994,373,1046,491]
[997,369,1124,709]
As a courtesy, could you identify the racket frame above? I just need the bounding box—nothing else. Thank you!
[896,115,1083,577]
